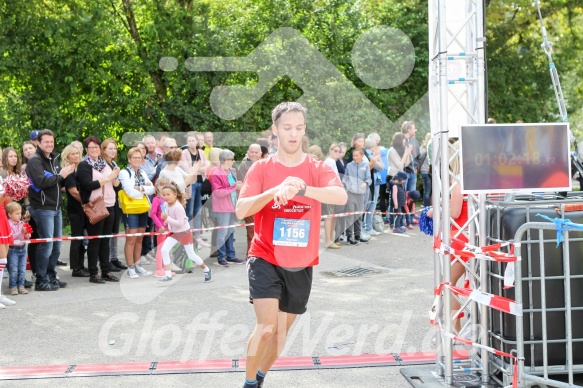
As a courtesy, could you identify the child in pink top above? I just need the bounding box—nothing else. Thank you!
[150,178,171,278]
[159,182,211,283]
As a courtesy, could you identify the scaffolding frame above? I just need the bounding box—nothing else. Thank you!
[428,0,487,384]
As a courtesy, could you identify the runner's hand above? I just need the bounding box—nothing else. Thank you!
[274,183,299,206]
[281,176,306,190]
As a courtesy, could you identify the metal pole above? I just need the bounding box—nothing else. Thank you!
[438,0,452,381]
[429,0,444,375]
[475,0,489,382]
[514,240,525,387]
[561,225,574,385]
[538,231,549,381]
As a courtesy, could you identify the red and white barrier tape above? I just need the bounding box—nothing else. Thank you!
[433,236,518,263]
[440,283,522,316]
[429,284,522,387]
[13,209,421,245]
[14,222,255,245]
[321,209,422,219]
[439,325,521,388]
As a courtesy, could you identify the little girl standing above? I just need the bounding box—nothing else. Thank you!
[159,182,211,283]
[0,177,16,309]
[150,178,172,278]
[6,202,31,296]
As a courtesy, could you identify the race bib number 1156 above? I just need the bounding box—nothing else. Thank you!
[273,218,310,247]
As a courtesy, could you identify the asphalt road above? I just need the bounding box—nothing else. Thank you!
[3,222,573,387]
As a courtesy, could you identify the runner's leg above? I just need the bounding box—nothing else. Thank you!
[258,310,297,373]
[245,298,280,380]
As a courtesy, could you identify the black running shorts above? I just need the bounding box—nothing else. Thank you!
[247,256,313,315]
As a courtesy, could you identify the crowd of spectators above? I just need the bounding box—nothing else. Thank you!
[0,123,430,308]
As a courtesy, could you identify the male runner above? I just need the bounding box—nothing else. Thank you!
[236,102,348,388]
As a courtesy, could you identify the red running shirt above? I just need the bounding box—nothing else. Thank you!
[239,156,342,269]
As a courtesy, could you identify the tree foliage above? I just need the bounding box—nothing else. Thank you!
[0,0,581,161]
[486,0,583,135]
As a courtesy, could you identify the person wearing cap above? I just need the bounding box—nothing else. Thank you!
[30,130,40,146]
[404,190,421,230]
[389,170,408,233]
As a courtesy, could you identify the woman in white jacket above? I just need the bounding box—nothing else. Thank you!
[118,147,155,279]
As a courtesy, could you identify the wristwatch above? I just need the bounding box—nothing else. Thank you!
[297,188,306,196]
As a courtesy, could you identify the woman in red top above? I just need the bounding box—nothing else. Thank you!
[0,176,15,308]
[428,141,468,332]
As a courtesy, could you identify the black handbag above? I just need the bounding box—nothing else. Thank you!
[201,178,212,197]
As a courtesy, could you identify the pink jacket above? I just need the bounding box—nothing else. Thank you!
[165,201,189,233]
[150,195,165,230]
[209,167,237,213]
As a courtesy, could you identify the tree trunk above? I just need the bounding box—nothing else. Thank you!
[120,0,167,102]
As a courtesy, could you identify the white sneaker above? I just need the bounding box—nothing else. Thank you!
[196,238,210,248]
[0,302,5,309]
[368,230,381,236]
[170,263,182,272]
[146,252,156,262]
[126,268,139,279]
[157,275,173,284]
[0,295,16,306]
[134,265,152,276]
[361,232,370,239]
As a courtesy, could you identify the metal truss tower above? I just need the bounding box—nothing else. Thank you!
[428,0,487,384]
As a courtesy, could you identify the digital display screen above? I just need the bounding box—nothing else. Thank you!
[460,123,571,193]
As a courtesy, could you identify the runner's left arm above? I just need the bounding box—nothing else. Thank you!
[303,184,347,205]
[303,163,347,205]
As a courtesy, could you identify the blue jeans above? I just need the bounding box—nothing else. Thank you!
[394,207,406,229]
[7,246,27,288]
[405,172,417,224]
[29,207,62,284]
[364,184,380,231]
[421,173,432,207]
[406,172,417,192]
[215,212,236,261]
[186,182,203,237]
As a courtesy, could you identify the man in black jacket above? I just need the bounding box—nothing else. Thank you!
[25,130,75,291]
